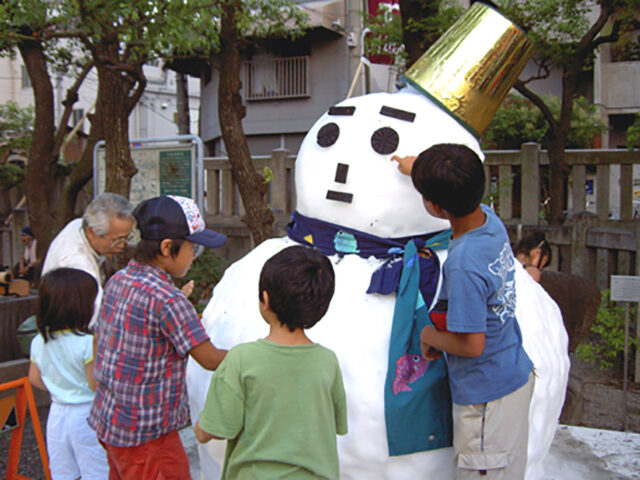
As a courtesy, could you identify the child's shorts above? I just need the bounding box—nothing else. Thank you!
[99,429,191,480]
[47,401,109,480]
[452,372,535,479]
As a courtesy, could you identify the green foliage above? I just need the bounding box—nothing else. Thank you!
[498,0,594,68]
[402,0,462,50]
[626,112,640,151]
[0,0,309,73]
[482,94,606,150]
[0,101,34,157]
[175,248,225,314]
[575,290,638,371]
[363,0,461,71]
[0,163,24,190]
[563,97,607,148]
[482,95,547,149]
[262,166,274,185]
[363,3,405,66]
[611,11,640,61]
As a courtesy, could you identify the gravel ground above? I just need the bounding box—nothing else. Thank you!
[0,405,51,480]
[568,355,640,433]
[1,358,638,479]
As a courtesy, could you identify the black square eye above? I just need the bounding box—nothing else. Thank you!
[371,127,399,155]
[317,122,340,147]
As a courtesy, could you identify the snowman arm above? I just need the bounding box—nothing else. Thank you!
[420,325,485,358]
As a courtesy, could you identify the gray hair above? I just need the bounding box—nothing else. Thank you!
[82,193,134,236]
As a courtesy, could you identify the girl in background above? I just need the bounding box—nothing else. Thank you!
[513,231,552,282]
[29,267,108,480]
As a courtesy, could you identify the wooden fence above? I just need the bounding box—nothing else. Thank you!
[205,144,640,382]
[204,144,640,288]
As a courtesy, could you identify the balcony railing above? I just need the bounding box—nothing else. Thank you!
[243,56,310,101]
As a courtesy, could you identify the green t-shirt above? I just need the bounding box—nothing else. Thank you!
[198,339,348,479]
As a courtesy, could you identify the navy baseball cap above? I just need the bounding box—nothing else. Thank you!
[133,195,226,248]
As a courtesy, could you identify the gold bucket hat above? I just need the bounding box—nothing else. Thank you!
[401,2,534,137]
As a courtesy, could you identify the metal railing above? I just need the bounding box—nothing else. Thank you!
[243,56,310,101]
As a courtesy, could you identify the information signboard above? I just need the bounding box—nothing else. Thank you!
[610,275,640,303]
[94,138,201,208]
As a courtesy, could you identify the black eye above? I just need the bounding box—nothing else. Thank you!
[317,122,339,147]
[371,127,399,154]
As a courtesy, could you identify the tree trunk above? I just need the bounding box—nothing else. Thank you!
[545,69,578,224]
[59,110,105,223]
[545,137,568,224]
[19,38,59,259]
[218,0,274,246]
[176,72,191,135]
[95,40,137,197]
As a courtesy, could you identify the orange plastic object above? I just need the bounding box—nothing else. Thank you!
[0,377,51,480]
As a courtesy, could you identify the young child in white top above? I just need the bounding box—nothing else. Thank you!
[29,267,109,480]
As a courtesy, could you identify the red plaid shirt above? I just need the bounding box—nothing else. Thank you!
[89,260,209,447]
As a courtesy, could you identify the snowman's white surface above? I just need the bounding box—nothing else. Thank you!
[187,88,569,479]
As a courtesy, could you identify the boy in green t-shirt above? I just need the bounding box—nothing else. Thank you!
[194,245,348,479]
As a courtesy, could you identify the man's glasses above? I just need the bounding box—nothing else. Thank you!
[103,232,135,248]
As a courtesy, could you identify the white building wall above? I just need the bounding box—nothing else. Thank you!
[0,57,200,141]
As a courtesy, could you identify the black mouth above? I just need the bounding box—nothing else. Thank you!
[326,190,353,203]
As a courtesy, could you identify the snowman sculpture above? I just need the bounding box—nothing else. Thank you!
[188,4,569,479]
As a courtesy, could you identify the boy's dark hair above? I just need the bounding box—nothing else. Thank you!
[134,238,185,263]
[259,246,335,332]
[38,268,98,342]
[411,143,485,217]
[513,231,552,268]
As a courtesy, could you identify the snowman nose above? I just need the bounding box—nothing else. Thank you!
[334,163,349,183]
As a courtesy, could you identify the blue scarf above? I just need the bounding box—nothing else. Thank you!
[287,211,453,455]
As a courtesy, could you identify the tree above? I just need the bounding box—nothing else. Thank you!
[482,94,606,150]
[212,0,307,245]
[0,101,33,218]
[626,112,640,150]
[0,9,98,254]
[497,0,640,224]
[365,1,462,69]
[0,101,34,161]
[1,0,307,253]
[397,0,462,66]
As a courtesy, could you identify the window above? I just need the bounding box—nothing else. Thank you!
[243,55,309,100]
[21,66,31,89]
[72,109,84,129]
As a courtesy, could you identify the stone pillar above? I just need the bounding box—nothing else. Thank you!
[521,142,541,224]
[569,213,599,278]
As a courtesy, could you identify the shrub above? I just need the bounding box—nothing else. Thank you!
[175,248,224,314]
[575,290,638,372]
[482,94,606,150]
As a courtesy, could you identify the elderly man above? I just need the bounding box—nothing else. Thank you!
[42,193,135,325]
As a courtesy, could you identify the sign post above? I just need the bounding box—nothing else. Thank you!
[609,275,640,431]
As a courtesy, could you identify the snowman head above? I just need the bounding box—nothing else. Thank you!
[295,87,483,239]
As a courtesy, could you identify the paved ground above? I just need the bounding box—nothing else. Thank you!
[2,410,639,479]
[180,425,640,480]
[2,354,638,479]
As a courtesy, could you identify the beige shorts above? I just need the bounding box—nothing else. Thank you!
[452,372,535,480]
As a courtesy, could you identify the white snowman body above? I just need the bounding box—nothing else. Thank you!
[187,88,569,480]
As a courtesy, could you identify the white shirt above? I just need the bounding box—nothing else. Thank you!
[23,239,37,265]
[42,218,105,326]
[30,331,95,404]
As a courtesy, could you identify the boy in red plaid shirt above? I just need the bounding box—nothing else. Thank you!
[89,195,227,479]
